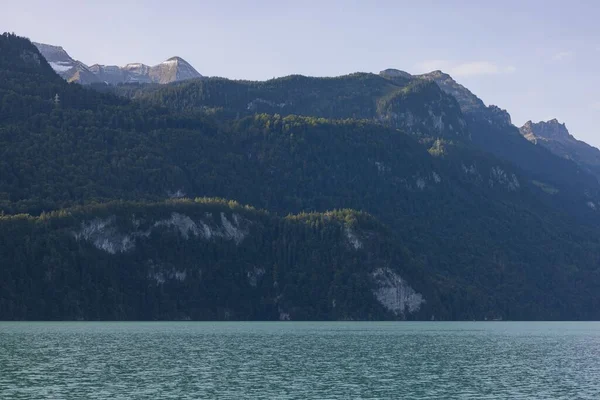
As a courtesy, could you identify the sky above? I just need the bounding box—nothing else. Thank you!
[2,0,600,146]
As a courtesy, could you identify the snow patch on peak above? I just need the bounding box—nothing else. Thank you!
[34,42,201,85]
[49,62,72,72]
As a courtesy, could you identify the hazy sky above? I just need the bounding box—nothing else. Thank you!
[2,0,600,146]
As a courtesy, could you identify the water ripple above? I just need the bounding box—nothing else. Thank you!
[1,322,599,399]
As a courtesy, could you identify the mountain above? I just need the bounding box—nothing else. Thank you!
[108,73,469,141]
[520,119,600,179]
[3,33,600,321]
[33,41,202,85]
[149,57,202,84]
[0,199,433,321]
[380,68,600,217]
[107,67,600,221]
[32,42,99,84]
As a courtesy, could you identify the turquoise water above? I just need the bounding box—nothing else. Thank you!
[1,322,599,399]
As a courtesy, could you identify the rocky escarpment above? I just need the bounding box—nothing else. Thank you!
[520,119,600,179]
[0,200,428,321]
[376,79,469,139]
[74,211,251,254]
[73,208,426,320]
[32,42,98,84]
[380,69,512,127]
[520,119,571,142]
[381,67,600,210]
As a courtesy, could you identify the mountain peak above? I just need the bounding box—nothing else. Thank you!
[33,42,65,52]
[519,118,575,143]
[520,119,571,141]
[33,41,98,83]
[417,70,487,114]
[165,56,187,63]
[34,42,202,85]
[548,118,563,125]
[379,68,413,80]
[519,119,600,173]
[422,70,453,80]
[150,56,202,84]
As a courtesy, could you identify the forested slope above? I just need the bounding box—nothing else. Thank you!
[2,33,600,320]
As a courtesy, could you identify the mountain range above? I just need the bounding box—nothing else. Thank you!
[2,32,600,321]
[33,42,203,85]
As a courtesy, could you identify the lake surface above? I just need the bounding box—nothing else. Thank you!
[1,322,599,399]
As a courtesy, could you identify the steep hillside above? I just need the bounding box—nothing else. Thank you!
[3,33,600,320]
[32,42,99,84]
[106,66,600,222]
[380,68,600,219]
[108,73,469,140]
[411,70,600,190]
[0,199,433,321]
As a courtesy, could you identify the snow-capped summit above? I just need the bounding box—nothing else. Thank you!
[33,42,73,72]
[33,42,99,84]
[33,42,202,85]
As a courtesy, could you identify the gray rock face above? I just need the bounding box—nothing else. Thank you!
[88,64,129,85]
[371,268,425,317]
[417,70,512,126]
[520,119,570,141]
[417,70,486,114]
[34,42,202,85]
[33,42,99,84]
[33,42,76,71]
[381,68,512,129]
[377,69,470,139]
[149,57,201,84]
[520,119,600,178]
[73,212,250,254]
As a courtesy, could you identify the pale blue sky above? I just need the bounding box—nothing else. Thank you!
[3,0,600,146]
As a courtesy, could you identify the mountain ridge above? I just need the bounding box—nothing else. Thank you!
[3,32,600,320]
[378,68,600,203]
[105,65,600,220]
[33,41,202,85]
[520,119,600,179]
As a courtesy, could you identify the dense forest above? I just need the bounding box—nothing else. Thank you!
[108,66,600,225]
[2,33,600,320]
[0,198,433,321]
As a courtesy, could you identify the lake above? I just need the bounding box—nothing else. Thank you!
[1,322,599,399]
